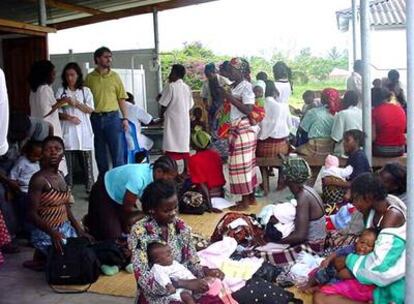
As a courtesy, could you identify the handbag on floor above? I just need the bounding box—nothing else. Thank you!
[46,237,100,288]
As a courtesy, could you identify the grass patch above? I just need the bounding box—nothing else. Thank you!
[289,80,346,109]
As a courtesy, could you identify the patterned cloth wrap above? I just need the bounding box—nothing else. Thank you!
[248,102,265,126]
[322,176,348,216]
[253,241,325,268]
[280,155,312,184]
[216,101,231,139]
[211,212,264,247]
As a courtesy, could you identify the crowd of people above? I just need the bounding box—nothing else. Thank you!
[0,47,409,304]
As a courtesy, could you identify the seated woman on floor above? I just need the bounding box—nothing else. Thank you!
[372,87,406,157]
[24,136,92,270]
[314,173,406,304]
[188,127,225,212]
[128,180,224,304]
[296,88,341,156]
[87,155,178,241]
[256,156,326,266]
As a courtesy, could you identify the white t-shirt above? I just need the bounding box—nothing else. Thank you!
[0,68,9,156]
[230,80,255,122]
[274,81,292,105]
[56,87,95,151]
[347,72,362,108]
[159,79,194,153]
[125,102,154,150]
[30,84,67,175]
[331,106,363,155]
[259,97,292,140]
[9,156,40,193]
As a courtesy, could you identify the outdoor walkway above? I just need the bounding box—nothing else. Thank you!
[0,169,311,304]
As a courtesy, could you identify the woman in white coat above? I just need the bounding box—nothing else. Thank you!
[56,62,95,192]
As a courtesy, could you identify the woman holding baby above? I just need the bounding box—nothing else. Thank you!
[313,173,406,304]
[128,180,224,304]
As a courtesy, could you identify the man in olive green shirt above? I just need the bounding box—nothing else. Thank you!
[85,46,129,175]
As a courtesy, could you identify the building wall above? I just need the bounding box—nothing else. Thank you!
[370,28,407,90]
[51,49,159,116]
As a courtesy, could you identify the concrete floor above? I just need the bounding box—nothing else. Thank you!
[0,184,132,304]
[0,164,306,304]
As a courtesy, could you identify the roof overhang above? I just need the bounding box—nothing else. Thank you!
[0,0,218,34]
[0,18,56,36]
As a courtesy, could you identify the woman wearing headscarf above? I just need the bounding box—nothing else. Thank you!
[296,88,340,156]
[188,127,226,212]
[256,156,326,266]
[222,58,257,210]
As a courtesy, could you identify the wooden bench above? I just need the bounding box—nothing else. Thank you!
[257,154,407,195]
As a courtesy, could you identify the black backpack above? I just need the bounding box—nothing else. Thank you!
[46,237,100,288]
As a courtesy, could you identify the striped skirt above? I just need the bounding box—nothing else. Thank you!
[228,118,257,195]
[256,137,289,158]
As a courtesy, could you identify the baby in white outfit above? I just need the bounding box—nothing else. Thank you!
[321,155,353,181]
[148,242,197,304]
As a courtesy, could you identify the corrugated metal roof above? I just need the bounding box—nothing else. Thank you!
[336,0,406,31]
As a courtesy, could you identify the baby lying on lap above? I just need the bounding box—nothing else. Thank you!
[303,228,377,293]
[149,242,220,304]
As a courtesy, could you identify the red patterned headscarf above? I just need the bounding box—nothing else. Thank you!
[229,57,251,81]
[322,88,341,115]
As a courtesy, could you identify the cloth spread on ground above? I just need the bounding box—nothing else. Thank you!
[198,237,264,292]
[211,198,236,210]
[257,200,297,239]
[320,279,375,302]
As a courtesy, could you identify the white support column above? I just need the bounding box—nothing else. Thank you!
[352,0,358,62]
[405,0,414,301]
[360,0,372,164]
[153,8,163,94]
[38,0,47,26]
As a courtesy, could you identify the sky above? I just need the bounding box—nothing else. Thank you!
[48,0,352,58]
